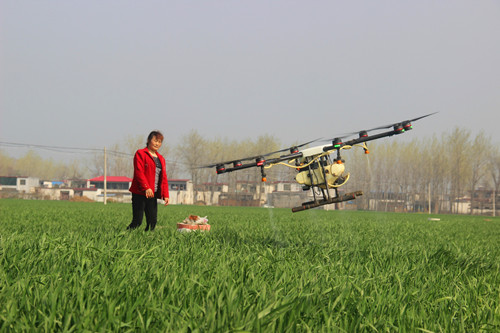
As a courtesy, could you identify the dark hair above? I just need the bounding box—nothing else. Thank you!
[146,130,164,146]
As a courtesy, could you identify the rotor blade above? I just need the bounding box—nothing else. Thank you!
[199,138,321,169]
[198,163,221,169]
[319,133,356,143]
[199,156,258,169]
[323,112,438,142]
[366,112,438,131]
[262,138,322,157]
[408,112,438,122]
[199,152,275,169]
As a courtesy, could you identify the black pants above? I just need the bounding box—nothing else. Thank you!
[127,193,158,231]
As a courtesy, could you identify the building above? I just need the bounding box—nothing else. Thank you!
[0,173,382,211]
[35,176,132,202]
[0,176,40,194]
[86,176,132,203]
[39,187,75,201]
[169,179,194,205]
[266,181,308,208]
[72,188,101,201]
[470,188,499,216]
[194,182,228,206]
[88,176,132,190]
[86,177,194,204]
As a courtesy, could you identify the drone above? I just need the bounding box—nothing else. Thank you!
[203,113,436,212]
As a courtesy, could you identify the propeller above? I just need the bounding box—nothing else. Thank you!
[200,138,321,170]
[363,112,438,132]
[323,112,438,143]
[262,138,322,157]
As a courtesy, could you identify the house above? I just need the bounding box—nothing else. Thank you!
[87,176,132,203]
[36,176,133,202]
[42,181,66,188]
[0,176,39,194]
[169,179,194,205]
[86,177,194,204]
[39,187,75,201]
[270,181,303,193]
[192,182,228,206]
[470,187,499,215]
[266,181,309,209]
[37,177,193,203]
[88,176,132,190]
[72,188,100,201]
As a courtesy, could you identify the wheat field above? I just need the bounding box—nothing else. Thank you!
[1,199,499,332]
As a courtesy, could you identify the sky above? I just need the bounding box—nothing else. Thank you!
[1,0,499,161]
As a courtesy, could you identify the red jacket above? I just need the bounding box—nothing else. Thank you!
[129,147,169,199]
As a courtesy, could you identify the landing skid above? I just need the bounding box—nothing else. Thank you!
[292,191,363,212]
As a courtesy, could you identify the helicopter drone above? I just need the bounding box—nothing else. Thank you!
[203,113,436,212]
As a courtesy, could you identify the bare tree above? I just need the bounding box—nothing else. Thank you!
[176,130,208,201]
[399,139,424,212]
[466,131,490,214]
[344,141,374,210]
[423,135,449,214]
[0,150,17,176]
[103,134,143,178]
[488,146,500,217]
[444,128,472,213]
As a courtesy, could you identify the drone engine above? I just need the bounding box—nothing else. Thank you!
[295,160,348,189]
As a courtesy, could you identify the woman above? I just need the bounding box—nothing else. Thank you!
[127,130,169,231]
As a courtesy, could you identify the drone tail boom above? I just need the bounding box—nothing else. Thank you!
[292,191,363,212]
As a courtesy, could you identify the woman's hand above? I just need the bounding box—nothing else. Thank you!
[164,198,170,206]
[145,189,154,198]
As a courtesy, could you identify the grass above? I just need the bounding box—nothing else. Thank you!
[0,199,499,332]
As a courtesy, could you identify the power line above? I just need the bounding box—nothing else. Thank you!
[0,141,139,156]
[0,141,186,165]
[0,141,103,154]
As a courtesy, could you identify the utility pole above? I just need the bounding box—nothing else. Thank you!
[104,147,107,205]
[493,189,496,217]
[428,183,431,214]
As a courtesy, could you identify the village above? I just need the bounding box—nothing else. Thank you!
[0,175,319,209]
[1,174,498,215]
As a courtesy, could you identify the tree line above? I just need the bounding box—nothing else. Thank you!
[344,128,499,214]
[2,128,499,214]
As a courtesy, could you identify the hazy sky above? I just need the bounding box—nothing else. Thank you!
[1,1,499,160]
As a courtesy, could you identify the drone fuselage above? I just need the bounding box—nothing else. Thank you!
[294,144,331,159]
[295,161,345,189]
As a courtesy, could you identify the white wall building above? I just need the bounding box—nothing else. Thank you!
[169,180,194,205]
[0,176,40,193]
